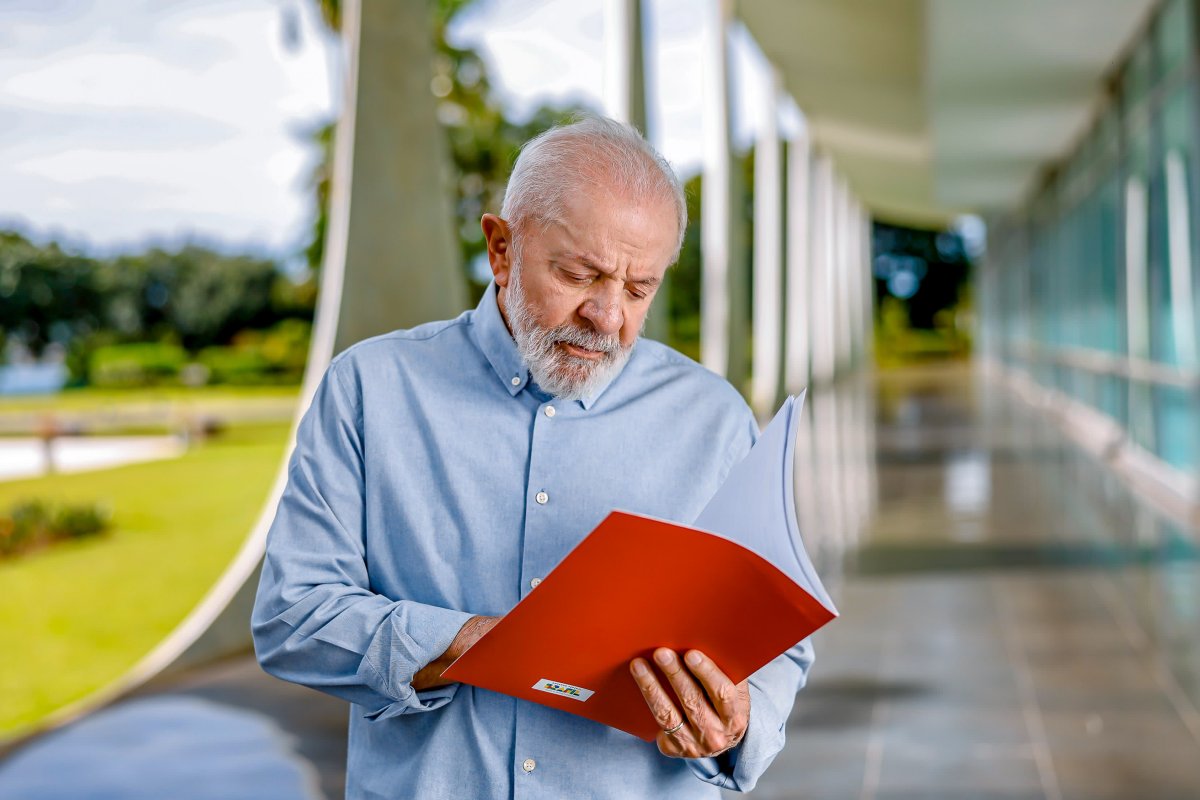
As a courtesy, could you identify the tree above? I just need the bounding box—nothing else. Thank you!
[0,231,100,359]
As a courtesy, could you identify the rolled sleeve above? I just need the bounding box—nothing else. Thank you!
[251,354,473,719]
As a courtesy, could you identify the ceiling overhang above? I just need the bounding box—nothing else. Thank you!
[739,0,1158,228]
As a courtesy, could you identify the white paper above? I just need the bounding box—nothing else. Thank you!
[692,391,836,614]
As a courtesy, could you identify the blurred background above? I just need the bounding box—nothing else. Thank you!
[0,1,1196,798]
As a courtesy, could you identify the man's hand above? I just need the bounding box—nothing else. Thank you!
[629,648,750,759]
[413,615,499,691]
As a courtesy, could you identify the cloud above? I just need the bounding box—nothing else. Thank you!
[0,0,336,254]
[0,106,239,154]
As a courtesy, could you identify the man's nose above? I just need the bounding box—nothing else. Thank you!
[578,287,624,336]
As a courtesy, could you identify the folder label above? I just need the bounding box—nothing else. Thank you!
[533,678,594,702]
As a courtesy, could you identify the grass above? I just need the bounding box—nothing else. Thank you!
[0,384,301,437]
[0,419,293,739]
[0,384,301,413]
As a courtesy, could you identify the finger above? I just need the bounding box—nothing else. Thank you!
[629,657,688,735]
[655,728,688,759]
[682,649,743,721]
[653,648,720,733]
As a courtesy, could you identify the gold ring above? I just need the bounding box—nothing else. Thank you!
[663,719,685,735]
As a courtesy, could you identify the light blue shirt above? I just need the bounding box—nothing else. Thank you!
[251,283,813,799]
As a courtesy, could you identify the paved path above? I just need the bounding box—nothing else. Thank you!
[3,366,1198,799]
[0,435,186,481]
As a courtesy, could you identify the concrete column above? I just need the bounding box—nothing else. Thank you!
[605,0,648,135]
[833,178,853,373]
[314,0,465,362]
[605,0,669,342]
[846,198,865,368]
[701,0,737,380]
[810,155,837,385]
[861,206,875,364]
[751,70,783,416]
[828,175,843,376]
[783,131,812,394]
[846,198,861,367]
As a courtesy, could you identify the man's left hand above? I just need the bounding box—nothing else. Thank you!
[629,648,750,759]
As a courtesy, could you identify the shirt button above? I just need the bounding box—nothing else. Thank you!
[535,491,548,505]
[511,376,521,386]
[544,405,556,417]
[522,758,536,773]
[530,577,542,589]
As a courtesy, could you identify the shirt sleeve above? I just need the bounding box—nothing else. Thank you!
[686,637,815,791]
[250,354,475,721]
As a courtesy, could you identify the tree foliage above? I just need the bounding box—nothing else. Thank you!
[0,232,101,361]
[0,230,315,382]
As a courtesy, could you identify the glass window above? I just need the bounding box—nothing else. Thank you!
[1154,385,1198,469]
[980,5,1197,473]
[1096,175,1123,354]
[1162,84,1198,370]
[1125,104,1154,182]
[1097,101,1121,165]
[1159,0,1191,79]
[1123,36,1155,112]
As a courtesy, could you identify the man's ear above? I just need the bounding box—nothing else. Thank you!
[481,214,512,288]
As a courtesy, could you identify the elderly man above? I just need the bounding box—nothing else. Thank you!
[251,115,812,799]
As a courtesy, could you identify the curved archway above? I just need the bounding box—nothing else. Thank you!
[15,0,466,741]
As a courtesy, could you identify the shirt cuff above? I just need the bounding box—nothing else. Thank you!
[359,601,476,720]
[687,682,785,791]
[726,681,787,791]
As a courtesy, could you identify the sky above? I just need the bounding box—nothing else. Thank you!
[0,0,782,261]
[0,0,337,261]
[451,0,782,170]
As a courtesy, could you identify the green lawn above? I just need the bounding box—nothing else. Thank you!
[0,420,293,739]
[0,384,301,413]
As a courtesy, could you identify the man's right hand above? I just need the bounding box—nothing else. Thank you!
[412,615,500,690]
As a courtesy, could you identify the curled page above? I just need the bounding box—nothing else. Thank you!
[693,391,836,614]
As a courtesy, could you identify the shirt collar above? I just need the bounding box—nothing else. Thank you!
[472,280,528,398]
[470,280,631,411]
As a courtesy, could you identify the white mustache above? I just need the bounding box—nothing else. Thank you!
[549,325,621,356]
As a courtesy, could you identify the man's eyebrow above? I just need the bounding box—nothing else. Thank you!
[555,253,660,287]
[557,252,611,272]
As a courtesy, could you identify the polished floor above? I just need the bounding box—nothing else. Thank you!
[2,364,1198,799]
[742,366,1200,800]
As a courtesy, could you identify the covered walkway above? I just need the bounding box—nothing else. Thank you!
[3,366,1197,799]
[756,365,1200,799]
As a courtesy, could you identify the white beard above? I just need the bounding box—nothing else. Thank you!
[505,261,637,402]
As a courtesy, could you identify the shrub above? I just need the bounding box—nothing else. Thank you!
[52,503,110,541]
[0,499,111,558]
[89,342,187,387]
[199,319,311,385]
[1,499,49,555]
[196,345,272,385]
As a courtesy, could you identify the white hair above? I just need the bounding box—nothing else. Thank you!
[500,114,687,263]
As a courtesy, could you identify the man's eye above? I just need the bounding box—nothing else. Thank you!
[567,273,592,284]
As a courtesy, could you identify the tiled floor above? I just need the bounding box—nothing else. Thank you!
[3,364,1198,799]
[742,366,1200,800]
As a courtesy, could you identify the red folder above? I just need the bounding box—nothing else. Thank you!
[442,395,838,741]
[441,510,836,741]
